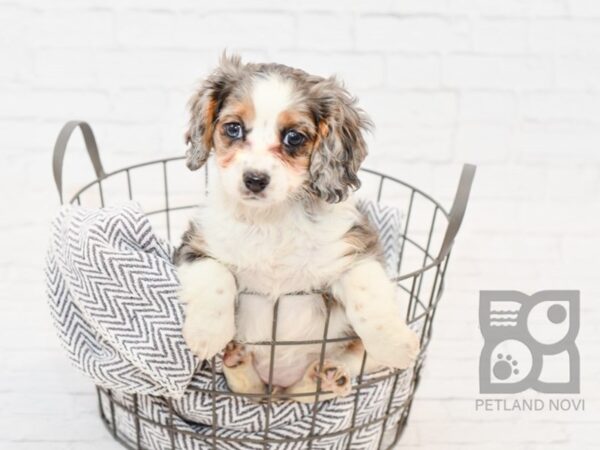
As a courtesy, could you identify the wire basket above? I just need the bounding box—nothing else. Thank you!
[52,121,475,450]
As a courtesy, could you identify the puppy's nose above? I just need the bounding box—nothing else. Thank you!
[243,171,270,193]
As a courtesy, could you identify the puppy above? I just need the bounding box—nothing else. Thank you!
[175,55,419,402]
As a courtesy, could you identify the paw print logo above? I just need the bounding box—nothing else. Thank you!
[479,290,580,394]
[493,354,519,380]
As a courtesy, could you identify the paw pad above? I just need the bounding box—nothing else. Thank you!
[312,361,351,396]
[223,342,248,368]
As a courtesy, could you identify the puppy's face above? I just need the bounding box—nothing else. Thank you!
[185,55,371,206]
[212,75,315,206]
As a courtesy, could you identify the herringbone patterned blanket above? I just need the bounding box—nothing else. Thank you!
[46,201,414,449]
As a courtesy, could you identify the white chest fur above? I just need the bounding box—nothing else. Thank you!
[200,192,359,296]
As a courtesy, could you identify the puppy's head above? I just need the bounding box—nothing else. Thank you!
[186,54,371,207]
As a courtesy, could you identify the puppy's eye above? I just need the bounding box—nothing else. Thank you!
[282,130,306,148]
[224,122,243,139]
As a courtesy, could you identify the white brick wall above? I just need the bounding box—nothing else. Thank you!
[1,1,599,448]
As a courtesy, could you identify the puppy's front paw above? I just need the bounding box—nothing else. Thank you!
[365,324,420,370]
[177,260,237,360]
[182,301,235,360]
[394,326,420,369]
[183,322,232,360]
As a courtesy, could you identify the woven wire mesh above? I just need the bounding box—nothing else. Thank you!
[65,155,454,450]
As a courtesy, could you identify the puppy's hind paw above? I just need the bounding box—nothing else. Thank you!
[223,341,251,369]
[310,360,352,397]
[223,341,266,397]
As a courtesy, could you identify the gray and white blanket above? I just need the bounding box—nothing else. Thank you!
[46,200,417,450]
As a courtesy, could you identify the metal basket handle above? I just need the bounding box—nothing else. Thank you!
[53,120,105,204]
[436,163,476,262]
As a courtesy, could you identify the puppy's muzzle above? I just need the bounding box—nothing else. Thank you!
[243,171,270,194]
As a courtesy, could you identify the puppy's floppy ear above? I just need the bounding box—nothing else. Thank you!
[185,54,243,171]
[308,77,372,203]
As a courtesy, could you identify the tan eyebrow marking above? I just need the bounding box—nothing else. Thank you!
[278,110,316,137]
[219,96,256,127]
